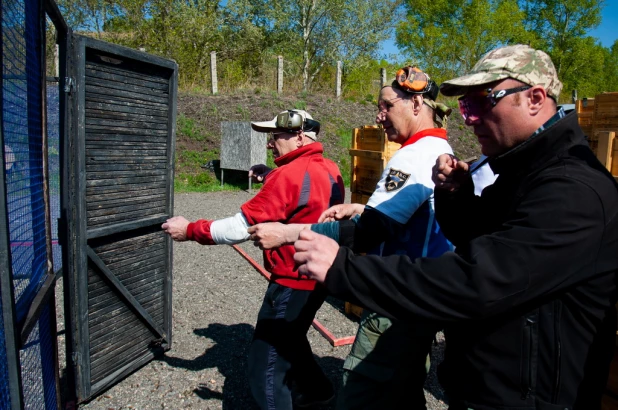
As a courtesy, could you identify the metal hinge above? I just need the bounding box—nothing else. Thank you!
[64,77,74,93]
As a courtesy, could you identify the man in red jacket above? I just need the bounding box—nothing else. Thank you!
[162,109,345,409]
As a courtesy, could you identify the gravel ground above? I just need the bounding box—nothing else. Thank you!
[58,190,449,409]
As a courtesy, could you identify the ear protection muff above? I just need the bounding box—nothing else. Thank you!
[276,110,320,134]
[395,66,440,100]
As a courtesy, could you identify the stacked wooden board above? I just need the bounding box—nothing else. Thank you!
[579,93,618,408]
[345,125,399,318]
[577,93,618,180]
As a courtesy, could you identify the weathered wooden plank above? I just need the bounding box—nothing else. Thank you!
[86,72,170,96]
[86,181,166,195]
[89,279,164,312]
[91,333,156,383]
[85,187,167,202]
[86,175,166,187]
[86,75,169,99]
[87,255,165,282]
[87,169,166,181]
[87,246,165,339]
[86,91,169,111]
[86,163,165,173]
[86,148,168,158]
[87,209,166,227]
[85,83,168,105]
[89,267,165,300]
[88,201,167,218]
[87,194,167,211]
[86,142,168,151]
[85,155,168,165]
[86,291,164,327]
[89,306,164,339]
[90,246,165,269]
[86,215,169,240]
[88,291,163,326]
[85,117,168,131]
[88,202,166,219]
[88,267,164,301]
[89,281,164,315]
[85,100,168,118]
[90,317,163,366]
[85,66,170,90]
[85,108,169,125]
[85,62,169,85]
[89,230,163,252]
[85,131,167,143]
[90,326,155,361]
[85,124,168,136]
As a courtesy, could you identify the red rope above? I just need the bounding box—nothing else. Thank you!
[231,244,355,347]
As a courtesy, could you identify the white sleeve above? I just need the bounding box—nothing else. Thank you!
[210,212,251,245]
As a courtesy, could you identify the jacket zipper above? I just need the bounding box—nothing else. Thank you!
[521,312,538,400]
[552,302,562,402]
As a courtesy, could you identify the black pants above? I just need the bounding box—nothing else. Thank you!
[248,282,333,410]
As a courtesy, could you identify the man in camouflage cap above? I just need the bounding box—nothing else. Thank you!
[440,44,563,100]
[285,43,618,409]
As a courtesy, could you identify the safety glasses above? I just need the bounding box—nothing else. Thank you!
[268,131,292,141]
[458,85,531,120]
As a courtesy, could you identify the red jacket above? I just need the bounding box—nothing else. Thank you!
[190,143,344,290]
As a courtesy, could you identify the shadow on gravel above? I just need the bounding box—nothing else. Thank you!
[161,323,256,409]
[159,322,346,409]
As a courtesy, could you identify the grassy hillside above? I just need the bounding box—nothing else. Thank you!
[175,90,481,192]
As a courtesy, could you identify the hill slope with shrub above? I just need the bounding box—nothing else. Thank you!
[175,91,481,191]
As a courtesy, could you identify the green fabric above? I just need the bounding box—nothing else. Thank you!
[337,311,440,409]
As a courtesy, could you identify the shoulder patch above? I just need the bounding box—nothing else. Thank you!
[385,168,410,192]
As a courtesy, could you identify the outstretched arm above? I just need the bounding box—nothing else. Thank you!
[248,222,310,249]
[162,213,251,245]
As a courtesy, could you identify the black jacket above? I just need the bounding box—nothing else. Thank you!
[324,112,618,409]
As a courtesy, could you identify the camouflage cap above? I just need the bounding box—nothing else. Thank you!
[440,44,563,100]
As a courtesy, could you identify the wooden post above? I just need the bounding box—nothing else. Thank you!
[336,61,342,99]
[210,51,218,95]
[380,68,387,87]
[596,131,615,174]
[55,44,59,77]
[277,56,283,94]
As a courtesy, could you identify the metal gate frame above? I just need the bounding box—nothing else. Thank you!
[0,0,68,407]
[63,34,177,404]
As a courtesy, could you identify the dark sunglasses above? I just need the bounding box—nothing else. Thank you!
[458,85,531,120]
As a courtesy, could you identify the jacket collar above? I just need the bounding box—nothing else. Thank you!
[274,142,324,167]
[489,111,585,176]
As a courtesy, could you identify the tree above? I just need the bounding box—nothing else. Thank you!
[228,0,398,91]
[522,0,606,100]
[396,0,532,84]
[603,40,618,93]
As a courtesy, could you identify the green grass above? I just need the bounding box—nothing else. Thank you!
[177,114,205,141]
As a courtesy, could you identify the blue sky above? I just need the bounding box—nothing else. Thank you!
[381,2,618,57]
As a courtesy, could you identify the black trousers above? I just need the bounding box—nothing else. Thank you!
[248,282,332,410]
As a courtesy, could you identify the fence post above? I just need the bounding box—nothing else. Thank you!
[380,68,387,87]
[54,44,60,77]
[210,51,218,95]
[336,61,342,99]
[277,56,283,94]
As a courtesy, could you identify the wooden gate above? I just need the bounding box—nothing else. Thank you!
[63,35,177,403]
